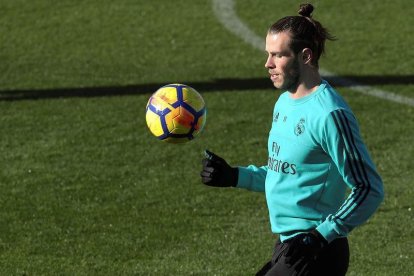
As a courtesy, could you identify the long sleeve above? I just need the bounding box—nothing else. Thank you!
[236,165,268,192]
[316,109,384,243]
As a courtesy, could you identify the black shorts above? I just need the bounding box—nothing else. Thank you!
[256,237,349,276]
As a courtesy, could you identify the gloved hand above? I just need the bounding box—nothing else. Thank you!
[200,150,238,187]
[284,230,328,265]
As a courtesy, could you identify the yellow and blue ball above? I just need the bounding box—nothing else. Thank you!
[145,84,206,143]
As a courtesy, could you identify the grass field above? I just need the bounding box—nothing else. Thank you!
[0,0,413,275]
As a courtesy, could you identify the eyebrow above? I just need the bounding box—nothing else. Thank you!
[266,51,282,55]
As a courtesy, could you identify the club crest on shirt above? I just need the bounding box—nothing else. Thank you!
[294,118,305,136]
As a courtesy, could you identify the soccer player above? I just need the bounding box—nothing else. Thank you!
[200,3,384,276]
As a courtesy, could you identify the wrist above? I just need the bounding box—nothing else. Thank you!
[310,230,328,247]
[230,167,238,187]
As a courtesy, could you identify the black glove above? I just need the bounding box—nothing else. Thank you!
[200,150,238,187]
[284,230,328,265]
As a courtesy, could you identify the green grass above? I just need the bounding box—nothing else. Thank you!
[0,0,413,275]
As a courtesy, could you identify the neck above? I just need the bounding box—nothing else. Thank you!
[289,69,322,99]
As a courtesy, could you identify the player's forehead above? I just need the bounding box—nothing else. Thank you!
[265,31,292,53]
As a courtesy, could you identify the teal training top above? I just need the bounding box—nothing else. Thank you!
[237,80,384,243]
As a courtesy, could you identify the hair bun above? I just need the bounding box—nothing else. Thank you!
[298,3,314,18]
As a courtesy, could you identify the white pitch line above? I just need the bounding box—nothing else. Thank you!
[212,0,414,107]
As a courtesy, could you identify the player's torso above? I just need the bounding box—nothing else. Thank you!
[265,83,351,235]
[267,101,330,185]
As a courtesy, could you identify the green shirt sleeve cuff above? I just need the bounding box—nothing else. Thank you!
[236,166,251,189]
[316,220,343,243]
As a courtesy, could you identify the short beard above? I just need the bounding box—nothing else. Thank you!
[278,57,300,92]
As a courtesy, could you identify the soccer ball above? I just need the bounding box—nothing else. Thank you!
[145,84,206,143]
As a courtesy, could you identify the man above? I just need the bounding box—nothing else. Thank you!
[200,3,384,276]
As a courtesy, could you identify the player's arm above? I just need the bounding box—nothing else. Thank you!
[200,150,267,192]
[237,165,267,192]
[316,109,384,243]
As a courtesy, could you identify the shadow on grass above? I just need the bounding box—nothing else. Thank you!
[0,75,413,101]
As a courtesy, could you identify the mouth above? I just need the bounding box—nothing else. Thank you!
[270,73,280,81]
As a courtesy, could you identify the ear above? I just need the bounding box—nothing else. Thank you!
[301,48,313,65]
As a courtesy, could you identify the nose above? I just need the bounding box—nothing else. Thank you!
[265,56,274,69]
